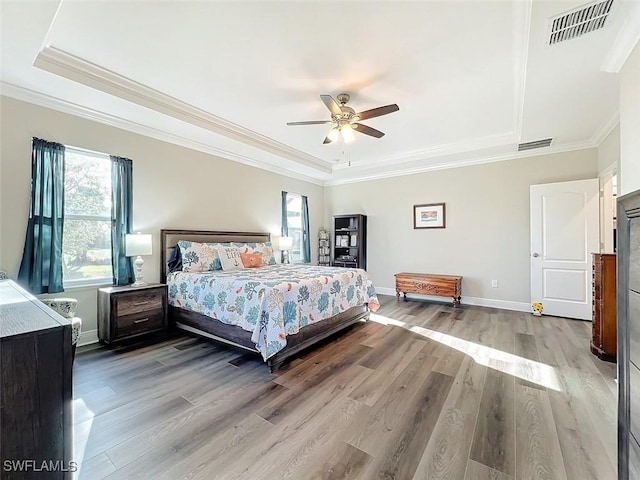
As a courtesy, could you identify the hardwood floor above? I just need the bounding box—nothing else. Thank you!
[72,295,617,479]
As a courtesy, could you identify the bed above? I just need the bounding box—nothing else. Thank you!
[161,229,379,371]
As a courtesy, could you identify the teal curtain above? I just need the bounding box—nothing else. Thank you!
[301,195,311,263]
[281,191,288,237]
[281,191,288,263]
[17,138,66,293]
[111,156,134,285]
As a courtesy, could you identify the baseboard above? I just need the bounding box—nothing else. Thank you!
[374,286,530,313]
[77,329,99,346]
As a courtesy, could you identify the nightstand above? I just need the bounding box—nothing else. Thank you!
[97,283,168,344]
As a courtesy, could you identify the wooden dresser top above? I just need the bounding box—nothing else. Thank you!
[395,272,462,280]
[0,280,70,338]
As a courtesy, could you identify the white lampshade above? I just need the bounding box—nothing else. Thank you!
[341,125,355,143]
[327,127,340,143]
[125,233,152,257]
[279,236,293,251]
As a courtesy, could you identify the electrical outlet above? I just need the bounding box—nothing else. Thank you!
[491,280,498,288]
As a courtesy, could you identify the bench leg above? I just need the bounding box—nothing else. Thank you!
[453,296,461,308]
[396,291,400,301]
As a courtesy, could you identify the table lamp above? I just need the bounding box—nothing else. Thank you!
[125,233,152,287]
[279,236,293,264]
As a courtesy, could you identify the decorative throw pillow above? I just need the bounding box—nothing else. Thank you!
[178,241,222,272]
[233,242,277,266]
[240,252,263,268]
[215,245,245,271]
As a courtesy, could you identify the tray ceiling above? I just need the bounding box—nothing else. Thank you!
[0,0,631,184]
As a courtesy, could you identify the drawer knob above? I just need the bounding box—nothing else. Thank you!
[133,318,150,324]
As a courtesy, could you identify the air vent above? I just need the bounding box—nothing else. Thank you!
[518,138,553,151]
[549,0,614,45]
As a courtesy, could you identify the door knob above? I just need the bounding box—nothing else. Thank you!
[532,252,540,257]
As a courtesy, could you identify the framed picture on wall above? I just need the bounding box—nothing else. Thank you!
[414,203,446,229]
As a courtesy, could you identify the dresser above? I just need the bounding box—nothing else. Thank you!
[0,280,73,479]
[591,253,617,362]
[98,283,168,344]
[617,189,640,479]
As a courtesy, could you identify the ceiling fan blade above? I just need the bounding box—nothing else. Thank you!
[353,123,385,138]
[323,136,333,144]
[286,121,331,126]
[320,95,343,117]
[356,104,399,121]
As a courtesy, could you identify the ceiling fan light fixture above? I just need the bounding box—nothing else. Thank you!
[287,93,399,144]
[327,127,340,142]
[341,125,355,143]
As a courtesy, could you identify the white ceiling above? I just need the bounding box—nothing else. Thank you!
[1,0,634,185]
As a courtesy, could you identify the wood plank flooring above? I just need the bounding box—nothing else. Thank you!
[72,295,617,479]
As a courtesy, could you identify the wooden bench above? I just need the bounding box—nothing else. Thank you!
[395,272,463,307]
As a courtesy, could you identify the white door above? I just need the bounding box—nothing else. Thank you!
[530,179,599,320]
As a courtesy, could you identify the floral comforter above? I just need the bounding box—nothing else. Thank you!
[167,264,379,360]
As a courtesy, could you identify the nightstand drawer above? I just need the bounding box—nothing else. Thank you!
[116,310,165,337]
[117,290,164,316]
[98,284,168,345]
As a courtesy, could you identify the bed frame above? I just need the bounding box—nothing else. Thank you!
[160,229,369,371]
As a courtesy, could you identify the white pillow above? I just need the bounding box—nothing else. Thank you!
[215,245,245,271]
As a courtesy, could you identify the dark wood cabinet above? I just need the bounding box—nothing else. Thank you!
[0,280,73,479]
[98,284,168,344]
[617,189,640,479]
[591,253,617,362]
[332,214,367,269]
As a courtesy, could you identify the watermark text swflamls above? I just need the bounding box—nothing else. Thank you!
[3,460,78,473]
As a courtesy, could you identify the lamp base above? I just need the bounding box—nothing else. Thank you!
[131,255,148,287]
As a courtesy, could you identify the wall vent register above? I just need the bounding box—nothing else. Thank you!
[548,0,614,45]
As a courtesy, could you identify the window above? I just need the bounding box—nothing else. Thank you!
[284,193,303,263]
[62,148,113,286]
[282,191,310,263]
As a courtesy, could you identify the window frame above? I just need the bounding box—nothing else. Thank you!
[284,192,303,263]
[62,147,113,288]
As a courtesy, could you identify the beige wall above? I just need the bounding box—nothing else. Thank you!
[598,125,620,253]
[325,150,598,307]
[598,124,620,176]
[619,40,640,196]
[0,94,609,333]
[0,96,324,337]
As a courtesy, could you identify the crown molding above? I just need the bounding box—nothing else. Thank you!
[33,45,331,175]
[591,109,620,145]
[512,0,533,140]
[325,139,598,186]
[332,131,518,171]
[601,0,640,73]
[0,82,325,186]
[3,81,609,188]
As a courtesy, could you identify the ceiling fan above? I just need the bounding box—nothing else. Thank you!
[287,93,399,144]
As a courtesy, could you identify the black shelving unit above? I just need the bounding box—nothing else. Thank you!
[318,230,331,266]
[332,214,367,270]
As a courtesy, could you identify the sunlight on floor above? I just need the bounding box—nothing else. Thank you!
[72,398,95,479]
[370,313,562,391]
